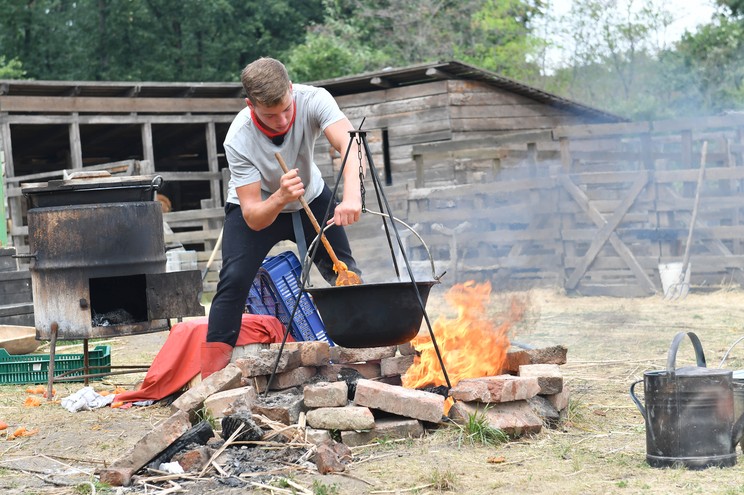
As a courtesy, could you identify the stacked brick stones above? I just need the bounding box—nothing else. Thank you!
[193,341,569,444]
[104,340,571,484]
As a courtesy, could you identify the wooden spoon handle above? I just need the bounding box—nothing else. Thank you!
[274,152,343,268]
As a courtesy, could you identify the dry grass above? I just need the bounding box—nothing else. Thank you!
[298,287,744,495]
[4,288,744,494]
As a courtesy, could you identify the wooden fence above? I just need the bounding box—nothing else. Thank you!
[407,115,744,296]
[5,115,744,297]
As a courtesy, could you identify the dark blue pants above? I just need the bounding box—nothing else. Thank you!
[206,185,360,346]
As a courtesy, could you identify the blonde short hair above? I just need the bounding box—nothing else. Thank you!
[240,58,291,106]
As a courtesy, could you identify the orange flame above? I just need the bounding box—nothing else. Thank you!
[402,281,525,390]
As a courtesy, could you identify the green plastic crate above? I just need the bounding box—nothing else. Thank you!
[0,345,111,385]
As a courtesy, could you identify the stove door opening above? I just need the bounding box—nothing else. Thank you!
[89,274,148,326]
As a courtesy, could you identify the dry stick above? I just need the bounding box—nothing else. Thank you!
[349,438,412,451]
[239,466,305,479]
[351,451,407,466]
[141,480,185,495]
[254,413,301,441]
[281,477,315,494]
[39,453,95,476]
[38,453,107,465]
[249,481,295,494]
[198,423,245,478]
[337,471,376,486]
[160,481,187,495]
[296,444,317,464]
[138,473,202,483]
[5,467,77,487]
[490,454,543,466]
[231,440,312,448]
[370,483,434,494]
[211,459,228,477]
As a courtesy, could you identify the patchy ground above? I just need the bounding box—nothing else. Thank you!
[3,286,744,494]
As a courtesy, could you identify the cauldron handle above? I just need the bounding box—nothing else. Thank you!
[629,379,646,419]
[667,331,706,373]
[304,211,440,281]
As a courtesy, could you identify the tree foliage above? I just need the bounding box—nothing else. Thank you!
[0,57,24,79]
[0,0,742,119]
[456,0,546,83]
[285,0,547,82]
[672,15,744,114]
[542,0,676,118]
[0,0,323,81]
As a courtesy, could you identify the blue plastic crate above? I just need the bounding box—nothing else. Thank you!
[246,252,333,345]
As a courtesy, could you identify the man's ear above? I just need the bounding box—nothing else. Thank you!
[245,98,253,109]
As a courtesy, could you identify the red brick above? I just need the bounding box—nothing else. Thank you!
[98,467,133,487]
[448,400,542,437]
[450,375,540,403]
[330,346,397,363]
[304,381,348,408]
[353,379,444,423]
[380,355,414,377]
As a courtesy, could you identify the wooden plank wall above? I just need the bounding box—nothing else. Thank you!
[409,115,744,296]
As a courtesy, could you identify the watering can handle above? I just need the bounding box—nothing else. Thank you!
[629,379,646,419]
[667,331,706,372]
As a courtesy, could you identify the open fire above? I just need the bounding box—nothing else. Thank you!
[402,281,526,390]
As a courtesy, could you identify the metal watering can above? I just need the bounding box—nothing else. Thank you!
[630,332,744,469]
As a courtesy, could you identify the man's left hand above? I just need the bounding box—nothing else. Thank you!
[331,198,362,226]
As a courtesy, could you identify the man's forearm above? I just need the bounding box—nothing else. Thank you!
[241,193,287,231]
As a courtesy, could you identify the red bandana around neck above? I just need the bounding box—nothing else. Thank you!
[251,99,297,140]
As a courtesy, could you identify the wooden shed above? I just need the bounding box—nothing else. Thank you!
[0,60,626,295]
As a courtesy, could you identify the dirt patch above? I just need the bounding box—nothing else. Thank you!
[3,288,744,494]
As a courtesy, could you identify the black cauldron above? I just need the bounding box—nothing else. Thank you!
[306,280,438,348]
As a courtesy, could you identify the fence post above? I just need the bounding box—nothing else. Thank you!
[559,137,571,172]
[0,152,6,247]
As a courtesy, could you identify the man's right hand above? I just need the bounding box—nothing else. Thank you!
[278,168,305,205]
[236,170,304,231]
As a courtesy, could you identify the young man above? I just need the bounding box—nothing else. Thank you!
[201,57,364,378]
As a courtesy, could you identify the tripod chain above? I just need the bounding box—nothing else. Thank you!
[356,132,366,213]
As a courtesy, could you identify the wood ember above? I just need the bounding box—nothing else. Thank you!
[146,420,214,470]
[337,367,365,400]
[418,384,449,399]
[221,412,263,443]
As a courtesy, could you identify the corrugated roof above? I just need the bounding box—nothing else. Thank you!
[307,60,625,122]
[0,80,244,98]
[0,60,624,121]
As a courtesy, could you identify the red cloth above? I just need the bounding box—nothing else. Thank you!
[114,314,290,404]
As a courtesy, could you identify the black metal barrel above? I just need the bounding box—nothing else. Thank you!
[28,202,166,276]
[22,174,204,340]
[27,201,168,339]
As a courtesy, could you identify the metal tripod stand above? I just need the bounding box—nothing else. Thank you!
[265,128,452,394]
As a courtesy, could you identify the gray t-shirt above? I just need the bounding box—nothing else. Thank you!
[223,84,345,212]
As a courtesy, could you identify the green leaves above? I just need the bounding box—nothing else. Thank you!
[0,0,324,82]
